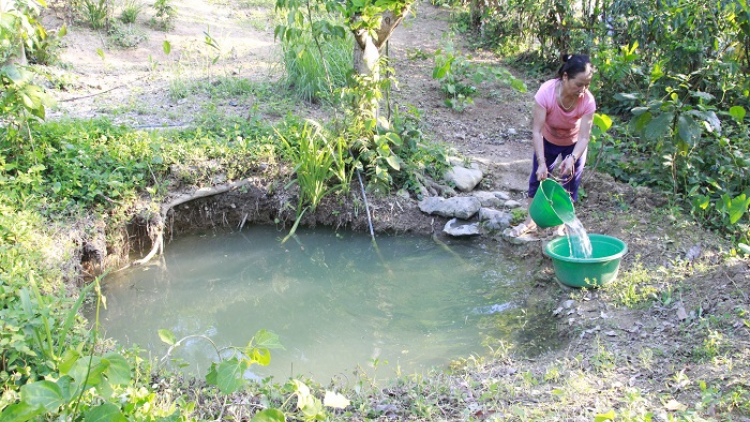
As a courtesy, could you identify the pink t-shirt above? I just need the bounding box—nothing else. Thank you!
[534,79,596,146]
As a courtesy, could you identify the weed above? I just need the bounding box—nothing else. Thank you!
[107,21,148,48]
[119,0,144,23]
[150,0,177,31]
[79,0,110,29]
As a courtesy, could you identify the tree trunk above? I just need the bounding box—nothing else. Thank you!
[351,10,407,79]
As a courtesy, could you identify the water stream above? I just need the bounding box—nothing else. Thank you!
[565,217,592,259]
[90,225,557,383]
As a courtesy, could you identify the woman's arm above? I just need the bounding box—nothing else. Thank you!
[531,103,549,180]
[560,112,594,175]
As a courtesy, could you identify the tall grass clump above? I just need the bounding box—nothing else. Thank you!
[119,0,144,23]
[278,23,352,103]
[79,0,111,29]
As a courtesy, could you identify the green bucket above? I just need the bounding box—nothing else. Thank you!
[529,179,576,228]
[544,234,628,288]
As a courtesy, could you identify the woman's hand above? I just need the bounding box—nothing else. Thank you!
[559,154,576,178]
[536,163,549,181]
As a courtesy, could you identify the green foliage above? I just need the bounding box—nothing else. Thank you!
[274,0,351,103]
[150,0,177,31]
[107,21,147,48]
[460,0,750,243]
[0,0,65,65]
[79,0,110,30]
[119,0,143,23]
[432,33,526,111]
[276,119,350,212]
[0,65,55,134]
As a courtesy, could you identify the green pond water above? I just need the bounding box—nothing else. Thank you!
[92,225,556,383]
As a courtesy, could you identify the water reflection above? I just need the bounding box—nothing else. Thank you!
[91,225,556,383]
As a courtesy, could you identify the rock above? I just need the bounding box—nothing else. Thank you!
[418,196,481,219]
[444,163,484,192]
[504,199,523,209]
[494,191,511,201]
[501,227,539,244]
[443,218,480,237]
[507,128,517,135]
[472,191,503,208]
[478,208,513,231]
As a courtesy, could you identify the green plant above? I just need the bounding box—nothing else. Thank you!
[276,119,349,213]
[79,0,111,29]
[150,0,177,31]
[107,21,147,48]
[119,0,144,23]
[432,33,526,111]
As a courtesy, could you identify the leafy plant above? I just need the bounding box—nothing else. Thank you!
[79,0,111,29]
[119,0,143,23]
[432,33,526,111]
[276,119,349,213]
[107,21,147,48]
[150,0,177,31]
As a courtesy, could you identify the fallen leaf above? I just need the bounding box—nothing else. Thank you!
[664,399,687,411]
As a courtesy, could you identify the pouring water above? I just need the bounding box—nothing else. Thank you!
[564,217,592,259]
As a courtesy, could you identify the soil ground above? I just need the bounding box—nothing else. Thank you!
[37,0,750,419]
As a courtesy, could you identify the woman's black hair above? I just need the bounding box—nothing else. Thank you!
[557,54,592,79]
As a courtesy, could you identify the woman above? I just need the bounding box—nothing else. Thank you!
[509,54,596,238]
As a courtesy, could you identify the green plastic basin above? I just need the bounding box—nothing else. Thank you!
[529,179,576,228]
[544,234,628,288]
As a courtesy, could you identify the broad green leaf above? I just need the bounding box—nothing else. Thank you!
[593,113,612,133]
[20,381,65,412]
[385,155,401,171]
[650,62,664,83]
[614,92,639,102]
[644,112,673,140]
[158,329,176,345]
[594,410,616,422]
[59,349,81,375]
[1,65,24,83]
[58,24,67,37]
[253,329,284,349]
[163,40,171,55]
[738,243,750,255]
[677,114,702,146]
[323,390,350,409]
[729,106,746,122]
[206,358,249,394]
[69,356,109,386]
[103,352,132,385]
[0,402,45,422]
[692,195,710,210]
[250,347,271,366]
[251,409,286,422]
[85,403,126,422]
[728,194,750,224]
[96,48,105,60]
[687,110,721,134]
[432,61,450,79]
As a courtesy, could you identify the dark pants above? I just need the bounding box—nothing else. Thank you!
[528,138,586,201]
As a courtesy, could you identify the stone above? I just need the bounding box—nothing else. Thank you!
[472,191,503,208]
[418,196,481,220]
[443,218,480,237]
[504,199,523,209]
[494,191,511,201]
[478,208,513,231]
[444,163,484,192]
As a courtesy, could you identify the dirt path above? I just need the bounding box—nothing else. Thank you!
[43,0,534,192]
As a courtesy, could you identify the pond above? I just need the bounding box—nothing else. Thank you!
[91,225,557,383]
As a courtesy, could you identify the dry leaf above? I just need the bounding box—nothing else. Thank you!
[664,399,687,411]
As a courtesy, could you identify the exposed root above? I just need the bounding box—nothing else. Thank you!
[133,178,256,266]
